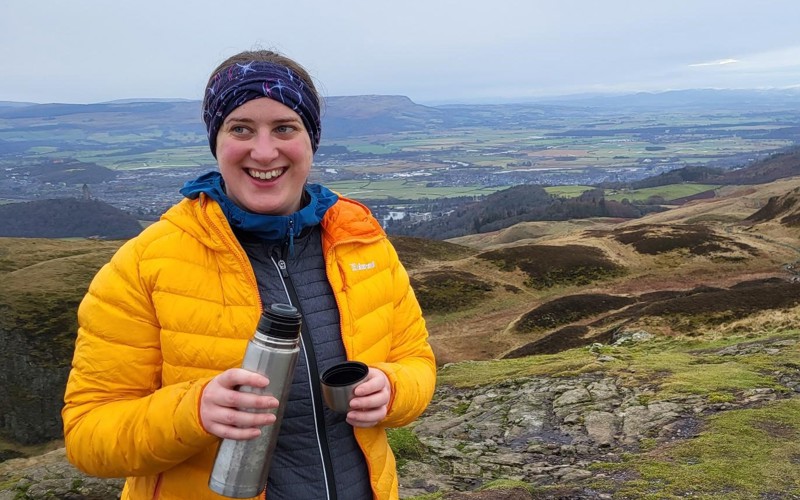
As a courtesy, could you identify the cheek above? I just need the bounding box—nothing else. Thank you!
[217,142,247,166]
[285,135,313,161]
[288,143,313,170]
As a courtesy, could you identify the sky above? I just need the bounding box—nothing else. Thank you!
[2,0,800,105]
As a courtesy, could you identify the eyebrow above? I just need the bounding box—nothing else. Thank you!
[223,115,302,125]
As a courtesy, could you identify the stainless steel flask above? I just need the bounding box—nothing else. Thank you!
[208,303,302,498]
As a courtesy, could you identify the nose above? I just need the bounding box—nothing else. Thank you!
[250,132,280,164]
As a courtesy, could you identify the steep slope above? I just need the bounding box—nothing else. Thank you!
[746,185,800,227]
[0,238,121,445]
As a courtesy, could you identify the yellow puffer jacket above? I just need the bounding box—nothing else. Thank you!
[62,193,436,500]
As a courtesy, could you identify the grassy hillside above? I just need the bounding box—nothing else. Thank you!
[0,238,121,360]
[416,177,800,365]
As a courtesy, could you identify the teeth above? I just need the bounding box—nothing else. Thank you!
[248,168,284,180]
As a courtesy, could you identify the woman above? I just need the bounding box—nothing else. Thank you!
[62,49,436,500]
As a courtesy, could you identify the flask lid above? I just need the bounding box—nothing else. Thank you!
[257,303,302,339]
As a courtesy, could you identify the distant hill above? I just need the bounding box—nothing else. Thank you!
[0,101,35,108]
[536,88,800,110]
[623,147,800,190]
[390,185,659,240]
[0,95,446,142]
[0,100,206,155]
[16,159,118,184]
[0,95,567,140]
[0,100,199,123]
[627,165,725,189]
[322,95,443,138]
[0,198,143,239]
[719,147,800,184]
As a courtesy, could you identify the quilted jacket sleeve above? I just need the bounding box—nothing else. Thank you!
[62,235,216,478]
[372,240,436,428]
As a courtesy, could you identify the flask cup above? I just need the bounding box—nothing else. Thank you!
[320,361,369,413]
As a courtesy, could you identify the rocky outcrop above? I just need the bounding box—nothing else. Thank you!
[398,336,800,498]
[0,449,123,500]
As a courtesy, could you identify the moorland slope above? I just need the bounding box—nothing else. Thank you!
[418,175,800,365]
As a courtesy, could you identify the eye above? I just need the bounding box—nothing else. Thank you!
[231,125,249,134]
[275,124,297,134]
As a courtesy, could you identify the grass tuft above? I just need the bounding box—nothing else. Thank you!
[387,427,427,470]
[596,399,800,498]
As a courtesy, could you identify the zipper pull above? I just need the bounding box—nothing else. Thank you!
[277,259,289,279]
[286,219,295,258]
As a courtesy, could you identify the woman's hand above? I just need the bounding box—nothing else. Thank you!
[200,368,280,440]
[346,368,391,428]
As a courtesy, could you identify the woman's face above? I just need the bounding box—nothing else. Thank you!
[215,97,313,215]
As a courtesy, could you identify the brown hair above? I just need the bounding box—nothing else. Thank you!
[205,50,320,105]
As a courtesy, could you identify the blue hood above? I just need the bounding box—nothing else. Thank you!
[179,171,339,248]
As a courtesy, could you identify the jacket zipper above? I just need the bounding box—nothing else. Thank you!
[272,248,338,500]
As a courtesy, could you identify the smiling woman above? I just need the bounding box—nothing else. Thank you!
[61,49,436,500]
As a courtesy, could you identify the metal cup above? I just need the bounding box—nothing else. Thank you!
[320,361,369,413]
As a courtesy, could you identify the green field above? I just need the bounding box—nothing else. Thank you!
[604,184,720,202]
[329,181,722,203]
[325,179,507,200]
[544,185,597,197]
[50,146,213,170]
[544,184,720,203]
[327,121,794,175]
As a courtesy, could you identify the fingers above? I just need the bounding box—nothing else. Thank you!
[352,368,387,397]
[349,389,390,412]
[200,369,280,440]
[347,406,388,428]
[208,412,278,440]
[205,370,277,411]
[346,367,391,427]
[214,368,270,391]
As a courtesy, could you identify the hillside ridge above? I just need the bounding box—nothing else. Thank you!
[0,198,143,239]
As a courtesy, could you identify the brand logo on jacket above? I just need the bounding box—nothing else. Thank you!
[350,261,376,272]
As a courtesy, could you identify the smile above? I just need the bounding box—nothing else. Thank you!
[248,168,285,180]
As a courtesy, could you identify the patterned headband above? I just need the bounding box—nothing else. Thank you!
[202,61,321,157]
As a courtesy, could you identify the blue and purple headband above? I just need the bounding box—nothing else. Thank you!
[202,61,321,157]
